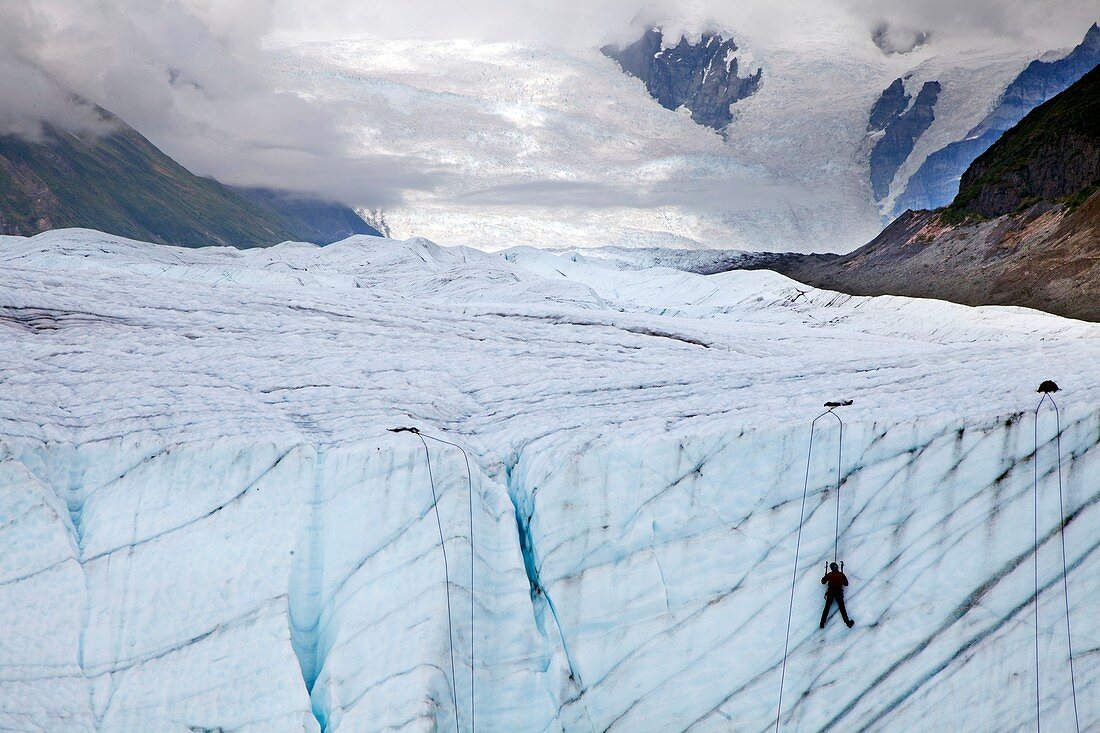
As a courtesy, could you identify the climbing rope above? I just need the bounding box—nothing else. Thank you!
[1032,386,1081,733]
[414,431,461,733]
[391,426,475,733]
[419,431,476,733]
[1032,403,1041,733]
[831,414,844,563]
[774,401,848,733]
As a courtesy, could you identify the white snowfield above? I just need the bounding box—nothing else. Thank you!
[1,230,1098,733]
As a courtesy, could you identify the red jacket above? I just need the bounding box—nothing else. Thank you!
[821,571,849,591]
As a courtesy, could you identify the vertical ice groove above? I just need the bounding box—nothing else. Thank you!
[65,444,97,718]
[290,445,328,732]
[66,446,87,550]
[503,453,595,732]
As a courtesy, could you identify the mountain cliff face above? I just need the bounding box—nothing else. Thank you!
[758,66,1100,321]
[601,29,762,130]
[0,109,379,248]
[894,23,1100,215]
[868,78,941,200]
[867,78,908,131]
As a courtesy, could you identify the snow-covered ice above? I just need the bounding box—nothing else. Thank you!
[874,51,1036,216]
[1,229,1098,731]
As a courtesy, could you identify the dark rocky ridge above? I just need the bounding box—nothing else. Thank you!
[234,188,381,245]
[0,107,379,248]
[867,78,908,132]
[894,23,1100,215]
[868,79,941,200]
[602,28,762,130]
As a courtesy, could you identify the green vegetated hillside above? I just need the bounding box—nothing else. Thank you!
[949,64,1099,219]
[734,65,1100,321]
[0,108,379,248]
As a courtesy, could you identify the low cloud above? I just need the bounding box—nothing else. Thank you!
[453,177,835,211]
[843,0,1096,49]
[2,0,1095,215]
[871,23,931,54]
[0,1,438,208]
[274,0,1096,51]
[0,58,116,140]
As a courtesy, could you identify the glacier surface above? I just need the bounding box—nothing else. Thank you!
[1,230,1099,732]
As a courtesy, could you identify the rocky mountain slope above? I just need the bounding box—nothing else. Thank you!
[892,23,1099,215]
[757,65,1100,321]
[0,109,379,248]
[949,64,1099,218]
[235,187,382,245]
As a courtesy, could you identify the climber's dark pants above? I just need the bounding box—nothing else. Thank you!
[820,589,851,627]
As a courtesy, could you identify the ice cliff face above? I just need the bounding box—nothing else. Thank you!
[2,230,1099,731]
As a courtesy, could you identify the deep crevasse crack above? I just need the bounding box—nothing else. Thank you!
[503,452,596,732]
[289,445,329,733]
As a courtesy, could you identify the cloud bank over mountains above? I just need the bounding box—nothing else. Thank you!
[0,1,435,207]
[2,1,1095,212]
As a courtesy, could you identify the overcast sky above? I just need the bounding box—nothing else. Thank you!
[270,0,1098,48]
[2,1,1096,208]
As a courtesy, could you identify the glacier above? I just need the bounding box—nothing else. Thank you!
[1,230,1099,732]
[263,30,1045,253]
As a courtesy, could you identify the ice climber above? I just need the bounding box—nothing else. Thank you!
[819,562,854,629]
